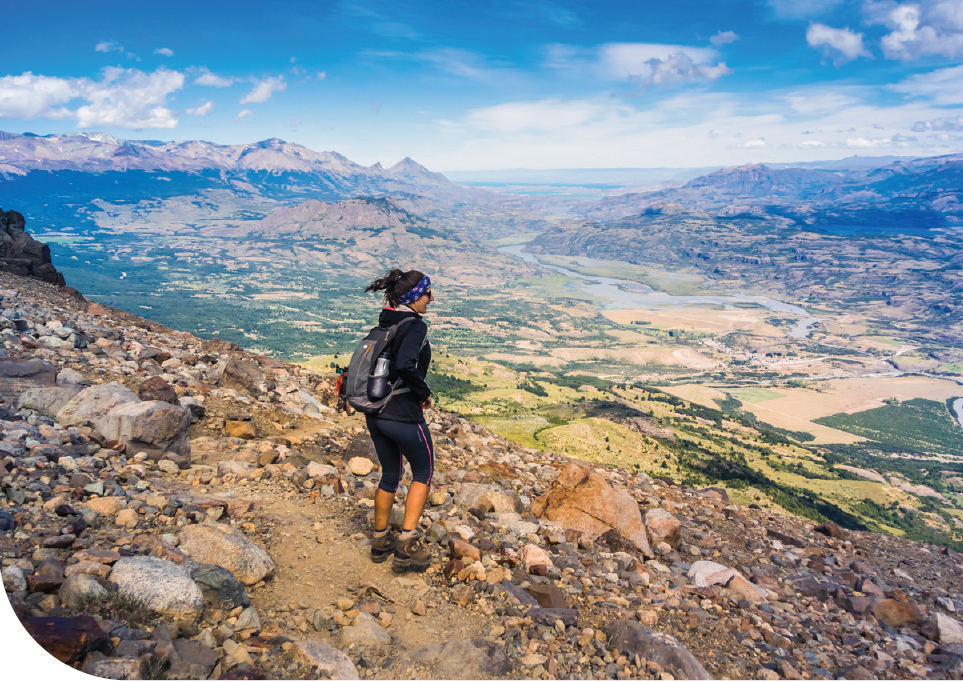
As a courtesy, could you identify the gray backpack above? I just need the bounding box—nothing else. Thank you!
[344,317,419,414]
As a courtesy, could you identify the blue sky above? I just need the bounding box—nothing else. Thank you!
[2,0,963,170]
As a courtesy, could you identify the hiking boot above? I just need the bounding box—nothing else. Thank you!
[370,530,396,564]
[392,533,430,573]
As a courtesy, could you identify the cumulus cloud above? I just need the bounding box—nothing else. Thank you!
[240,76,286,104]
[0,72,80,119]
[195,68,236,87]
[637,52,732,89]
[95,40,124,53]
[800,140,826,147]
[155,47,174,57]
[318,71,327,80]
[710,30,740,46]
[0,67,183,129]
[912,116,963,131]
[806,23,872,65]
[74,67,184,129]
[235,109,253,122]
[846,133,916,147]
[768,0,845,19]
[866,0,963,60]
[186,100,214,116]
[743,138,767,147]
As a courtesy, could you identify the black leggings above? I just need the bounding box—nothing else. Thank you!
[365,415,434,493]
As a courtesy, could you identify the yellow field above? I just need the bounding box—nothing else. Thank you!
[602,307,777,334]
[665,375,963,444]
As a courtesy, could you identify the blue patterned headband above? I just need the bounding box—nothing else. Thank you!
[399,276,431,305]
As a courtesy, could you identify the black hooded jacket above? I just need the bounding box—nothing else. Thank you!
[375,307,432,423]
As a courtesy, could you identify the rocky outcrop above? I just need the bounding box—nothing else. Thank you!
[0,208,65,285]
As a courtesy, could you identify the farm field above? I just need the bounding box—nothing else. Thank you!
[602,306,776,334]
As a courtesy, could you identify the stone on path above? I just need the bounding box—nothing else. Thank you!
[604,620,712,680]
[109,556,204,618]
[292,639,360,680]
[934,613,963,644]
[348,456,375,476]
[528,462,652,557]
[82,656,147,680]
[340,612,391,646]
[190,563,250,609]
[397,639,512,680]
[178,522,274,585]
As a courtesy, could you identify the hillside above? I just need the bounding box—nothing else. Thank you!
[3,248,963,678]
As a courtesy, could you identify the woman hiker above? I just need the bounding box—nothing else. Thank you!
[363,269,435,573]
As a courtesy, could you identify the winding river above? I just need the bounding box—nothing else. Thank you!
[499,244,811,316]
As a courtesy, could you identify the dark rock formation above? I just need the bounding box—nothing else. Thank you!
[0,208,65,286]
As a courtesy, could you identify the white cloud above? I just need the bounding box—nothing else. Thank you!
[890,64,963,104]
[186,100,214,116]
[800,139,826,147]
[0,67,183,129]
[710,31,740,47]
[318,71,327,80]
[465,99,617,134]
[95,40,123,53]
[743,138,767,147]
[155,47,174,57]
[195,68,236,87]
[912,116,963,131]
[73,67,184,129]
[783,89,861,114]
[545,42,727,88]
[768,0,845,19]
[236,109,253,122]
[867,0,963,60]
[240,76,286,104]
[639,52,732,88]
[0,72,80,118]
[806,23,872,65]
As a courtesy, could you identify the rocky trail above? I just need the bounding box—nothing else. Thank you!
[3,268,963,680]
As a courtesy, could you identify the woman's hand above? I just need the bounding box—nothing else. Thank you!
[420,396,433,409]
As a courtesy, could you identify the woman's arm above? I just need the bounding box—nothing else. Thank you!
[394,322,432,402]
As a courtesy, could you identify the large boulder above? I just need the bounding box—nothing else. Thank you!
[604,621,711,680]
[56,382,139,428]
[18,385,83,418]
[528,462,652,557]
[109,557,204,618]
[94,400,191,466]
[178,523,274,585]
[456,483,523,515]
[214,356,264,394]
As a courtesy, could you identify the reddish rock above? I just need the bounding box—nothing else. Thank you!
[874,599,927,627]
[137,376,179,405]
[451,584,474,606]
[226,420,257,440]
[644,508,682,549]
[529,462,652,557]
[449,538,482,563]
[21,615,109,663]
[814,522,846,539]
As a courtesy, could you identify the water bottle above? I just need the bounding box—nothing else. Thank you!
[367,356,390,400]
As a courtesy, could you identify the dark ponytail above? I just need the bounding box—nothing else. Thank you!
[365,268,426,308]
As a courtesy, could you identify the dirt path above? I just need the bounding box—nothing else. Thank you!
[249,495,493,673]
